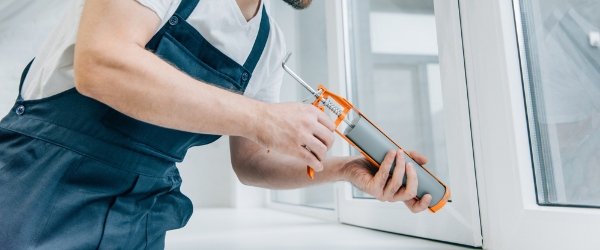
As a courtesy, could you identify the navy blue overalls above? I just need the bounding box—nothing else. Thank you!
[0,0,270,248]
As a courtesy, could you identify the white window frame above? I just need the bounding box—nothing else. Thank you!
[460,0,600,249]
[265,190,338,222]
[335,0,482,247]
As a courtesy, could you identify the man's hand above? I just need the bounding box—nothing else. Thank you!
[342,150,432,213]
[252,102,336,172]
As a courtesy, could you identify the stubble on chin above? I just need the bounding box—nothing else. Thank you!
[282,0,312,10]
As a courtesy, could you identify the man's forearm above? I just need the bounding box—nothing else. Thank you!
[230,136,359,189]
[237,153,354,190]
[76,44,264,138]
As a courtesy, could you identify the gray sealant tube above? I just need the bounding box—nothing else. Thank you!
[344,116,446,207]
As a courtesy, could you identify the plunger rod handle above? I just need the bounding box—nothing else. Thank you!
[282,52,319,97]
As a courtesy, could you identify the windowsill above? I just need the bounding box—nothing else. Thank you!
[166,208,473,249]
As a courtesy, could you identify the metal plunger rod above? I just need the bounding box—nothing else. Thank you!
[282,52,319,97]
[282,52,354,127]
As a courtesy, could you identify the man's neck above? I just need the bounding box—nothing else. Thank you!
[236,0,261,22]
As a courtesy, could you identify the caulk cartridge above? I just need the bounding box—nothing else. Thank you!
[343,116,449,211]
[282,52,450,212]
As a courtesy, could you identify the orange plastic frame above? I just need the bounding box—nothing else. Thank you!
[309,85,451,213]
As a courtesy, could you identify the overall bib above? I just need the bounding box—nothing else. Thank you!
[0,0,270,248]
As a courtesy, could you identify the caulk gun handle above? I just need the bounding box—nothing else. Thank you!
[305,105,325,179]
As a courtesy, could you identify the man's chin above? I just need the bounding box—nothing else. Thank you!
[282,0,312,10]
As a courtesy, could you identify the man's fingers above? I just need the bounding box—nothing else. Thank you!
[316,110,336,132]
[305,137,328,162]
[313,124,335,150]
[403,198,417,211]
[301,145,323,172]
[378,150,395,180]
[384,151,406,201]
[408,150,428,165]
[408,194,432,213]
[372,150,395,198]
[401,162,418,200]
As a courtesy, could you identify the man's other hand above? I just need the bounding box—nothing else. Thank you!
[342,150,432,213]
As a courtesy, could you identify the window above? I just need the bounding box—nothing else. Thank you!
[519,0,600,207]
[266,0,600,247]
[345,0,450,199]
[337,0,481,246]
[267,0,482,246]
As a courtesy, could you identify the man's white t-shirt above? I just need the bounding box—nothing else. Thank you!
[21,0,286,104]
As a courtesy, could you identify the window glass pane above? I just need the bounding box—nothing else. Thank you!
[519,0,600,207]
[345,0,449,199]
[269,0,334,210]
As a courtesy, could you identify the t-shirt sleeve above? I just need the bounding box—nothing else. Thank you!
[251,22,287,104]
[136,0,176,21]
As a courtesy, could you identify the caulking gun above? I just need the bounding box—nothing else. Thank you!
[282,52,450,213]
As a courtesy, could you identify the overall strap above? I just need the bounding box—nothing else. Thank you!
[175,0,200,20]
[145,0,200,50]
[18,59,35,99]
[243,6,270,74]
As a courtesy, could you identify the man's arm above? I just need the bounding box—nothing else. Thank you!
[74,0,335,171]
[230,136,433,213]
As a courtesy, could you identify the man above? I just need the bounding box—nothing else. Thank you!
[0,0,432,248]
